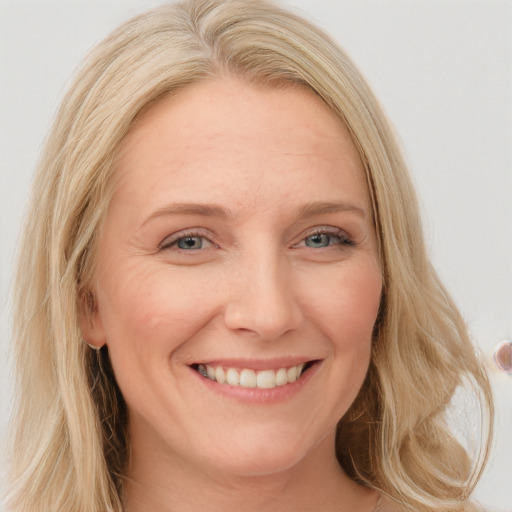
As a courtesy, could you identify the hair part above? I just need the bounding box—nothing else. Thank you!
[7,1,493,511]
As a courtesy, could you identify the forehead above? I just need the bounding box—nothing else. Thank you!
[110,77,369,216]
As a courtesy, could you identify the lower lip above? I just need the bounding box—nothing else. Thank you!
[190,363,320,404]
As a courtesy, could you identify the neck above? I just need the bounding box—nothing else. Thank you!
[122,430,377,512]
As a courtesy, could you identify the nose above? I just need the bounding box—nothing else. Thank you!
[223,251,303,341]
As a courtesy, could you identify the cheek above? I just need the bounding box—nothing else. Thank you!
[304,260,382,345]
[328,263,381,408]
[95,266,221,412]
[96,265,218,356]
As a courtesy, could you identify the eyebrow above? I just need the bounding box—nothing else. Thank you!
[296,201,366,219]
[142,203,233,226]
[142,200,366,227]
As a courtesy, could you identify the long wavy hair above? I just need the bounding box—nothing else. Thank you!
[6,1,493,511]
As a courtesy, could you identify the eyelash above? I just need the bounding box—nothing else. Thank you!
[296,227,354,249]
[158,229,215,251]
[158,226,354,253]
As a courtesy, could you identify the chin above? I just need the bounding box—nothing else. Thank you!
[204,446,308,478]
[190,423,333,479]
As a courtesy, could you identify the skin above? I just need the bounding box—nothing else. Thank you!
[81,77,383,512]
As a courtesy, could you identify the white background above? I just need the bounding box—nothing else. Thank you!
[1,1,510,510]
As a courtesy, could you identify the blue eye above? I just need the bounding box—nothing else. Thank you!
[305,233,333,248]
[304,232,348,248]
[159,231,214,252]
[176,236,204,250]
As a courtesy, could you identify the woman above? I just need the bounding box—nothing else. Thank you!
[6,0,493,511]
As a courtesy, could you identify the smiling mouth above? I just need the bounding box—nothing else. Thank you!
[192,361,318,390]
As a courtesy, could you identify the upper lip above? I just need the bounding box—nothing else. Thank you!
[189,357,321,371]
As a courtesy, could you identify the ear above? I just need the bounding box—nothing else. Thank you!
[78,290,107,349]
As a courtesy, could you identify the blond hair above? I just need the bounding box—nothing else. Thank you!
[6,1,493,511]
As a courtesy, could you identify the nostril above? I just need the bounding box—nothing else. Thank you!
[223,275,303,340]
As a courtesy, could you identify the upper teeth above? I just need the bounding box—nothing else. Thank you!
[197,363,306,389]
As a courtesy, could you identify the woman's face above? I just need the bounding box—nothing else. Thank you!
[83,78,382,478]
